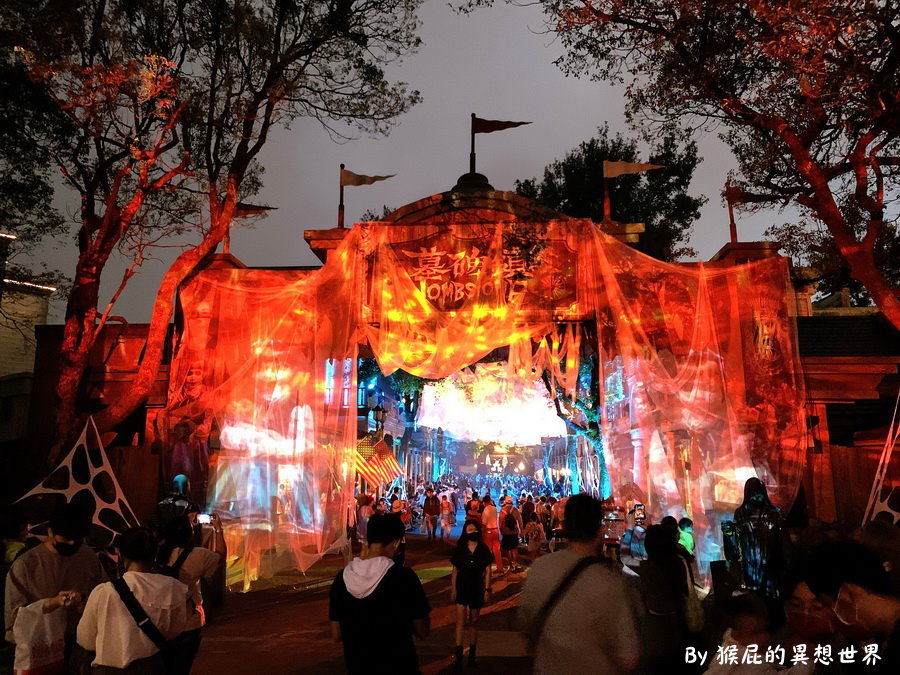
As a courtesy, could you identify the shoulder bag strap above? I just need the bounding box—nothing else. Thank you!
[112,577,167,649]
[526,556,601,641]
[171,546,194,576]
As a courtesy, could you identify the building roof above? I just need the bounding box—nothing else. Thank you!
[304,172,644,264]
[797,315,900,358]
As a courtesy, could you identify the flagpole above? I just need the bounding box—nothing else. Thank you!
[726,179,738,243]
[338,163,345,229]
[601,162,611,223]
[470,113,476,174]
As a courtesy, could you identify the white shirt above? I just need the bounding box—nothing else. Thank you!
[482,504,499,529]
[521,550,639,674]
[4,543,106,643]
[77,571,189,669]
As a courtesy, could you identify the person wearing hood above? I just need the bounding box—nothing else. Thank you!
[329,513,430,674]
[149,474,199,536]
[727,477,789,599]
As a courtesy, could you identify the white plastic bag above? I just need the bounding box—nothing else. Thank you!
[12,598,66,675]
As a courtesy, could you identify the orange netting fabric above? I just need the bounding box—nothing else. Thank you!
[165,217,806,584]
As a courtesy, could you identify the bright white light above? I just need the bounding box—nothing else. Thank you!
[3,278,56,292]
[416,362,566,444]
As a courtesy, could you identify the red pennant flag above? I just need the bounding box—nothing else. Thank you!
[723,182,777,205]
[472,117,531,134]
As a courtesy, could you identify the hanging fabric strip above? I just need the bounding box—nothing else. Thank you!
[165,216,807,582]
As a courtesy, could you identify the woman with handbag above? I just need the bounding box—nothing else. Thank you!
[77,527,189,674]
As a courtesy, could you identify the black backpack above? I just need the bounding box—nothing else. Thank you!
[156,546,193,578]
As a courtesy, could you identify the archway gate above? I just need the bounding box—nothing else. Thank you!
[166,215,806,587]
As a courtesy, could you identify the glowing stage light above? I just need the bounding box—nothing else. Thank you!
[417,362,566,445]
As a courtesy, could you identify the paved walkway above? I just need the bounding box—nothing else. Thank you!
[194,529,533,675]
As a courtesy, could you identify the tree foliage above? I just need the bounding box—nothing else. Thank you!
[530,0,900,327]
[359,205,395,222]
[359,357,441,453]
[1,0,422,456]
[0,47,73,325]
[542,352,611,497]
[767,213,900,307]
[516,125,705,261]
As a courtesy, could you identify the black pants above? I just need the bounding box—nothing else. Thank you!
[424,515,438,539]
[170,629,201,675]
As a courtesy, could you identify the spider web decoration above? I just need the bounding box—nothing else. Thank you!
[869,485,900,525]
[863,392,900,525]
[19,418,140,538]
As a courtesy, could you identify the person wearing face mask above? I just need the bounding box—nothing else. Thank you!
[4,503,106,668]
[806,539,900,673]
[778,577,844,674]
[450,520,493,669]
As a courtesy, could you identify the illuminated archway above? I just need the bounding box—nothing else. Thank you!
[165,187,806,588]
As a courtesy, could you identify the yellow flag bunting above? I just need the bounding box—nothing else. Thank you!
[340,168,396,187]
[602,160,665,178]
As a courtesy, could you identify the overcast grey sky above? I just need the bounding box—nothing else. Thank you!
[46,0,783,322]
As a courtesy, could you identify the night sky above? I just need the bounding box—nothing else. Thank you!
[43,1,784,322]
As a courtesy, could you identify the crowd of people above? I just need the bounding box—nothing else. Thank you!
[2,476,224,674]
[8,471,900,674]
[338,475,900,674]
[354,473,573,561]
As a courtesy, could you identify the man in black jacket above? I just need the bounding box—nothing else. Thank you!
[422,489,441,541]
